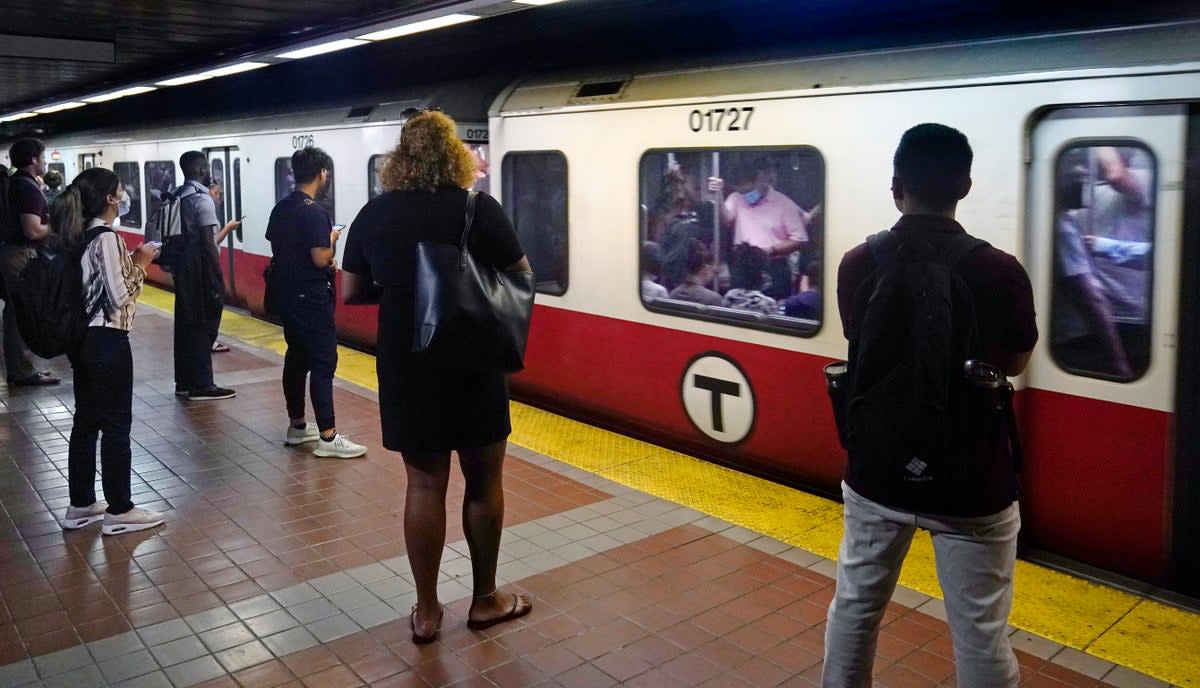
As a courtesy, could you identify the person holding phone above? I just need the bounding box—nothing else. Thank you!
[265,147,365,458]
[55,167,166,534]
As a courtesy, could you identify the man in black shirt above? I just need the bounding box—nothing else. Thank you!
[266,147,365,459]
[823,124,1036,688]
[2,138,60,386]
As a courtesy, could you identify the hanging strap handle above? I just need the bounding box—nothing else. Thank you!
[458,191,479,270]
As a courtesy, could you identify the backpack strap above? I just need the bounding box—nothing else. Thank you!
[458,191,479,270]
[938,233,989,268]
[865,230,898,271]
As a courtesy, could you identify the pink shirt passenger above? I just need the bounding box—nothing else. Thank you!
[723,187,809,251]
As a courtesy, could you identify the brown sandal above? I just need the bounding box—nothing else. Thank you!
[466,593,533,631]
[410,605,442,644]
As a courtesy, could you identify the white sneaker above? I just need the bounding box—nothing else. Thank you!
[313,434,367,459]
[62,501,107,530]
[284,423,321,445]
[102,507,165,536]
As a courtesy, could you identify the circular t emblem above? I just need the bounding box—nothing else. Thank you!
[681,353,755,444]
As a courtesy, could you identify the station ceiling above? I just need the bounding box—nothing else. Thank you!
[3,0,1200,139]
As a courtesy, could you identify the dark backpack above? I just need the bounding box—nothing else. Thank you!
[841,229,988,492]
[11,226,113,358]
[146,186,192,273]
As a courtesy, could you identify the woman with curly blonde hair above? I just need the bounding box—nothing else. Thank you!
[342,110,533,643]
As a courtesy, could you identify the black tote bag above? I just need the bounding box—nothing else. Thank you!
[412,191,535,372]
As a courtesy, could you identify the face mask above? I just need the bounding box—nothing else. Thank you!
[742,189,763,206]
[117,191,131,217]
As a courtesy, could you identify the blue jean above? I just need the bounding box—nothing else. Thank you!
[822,482,1021,688]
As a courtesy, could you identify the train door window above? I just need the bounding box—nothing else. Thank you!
[1050,142,1155,381]
[276,156,335,219]
[233,159,243,221]
[112,162,142,228]
[144,161,177,225]
[502,151,568,295]
[368,154,386,200]
[79,153,95,170]
[209,158,226,225]
[638,147,825,336]
[47,162,65,182]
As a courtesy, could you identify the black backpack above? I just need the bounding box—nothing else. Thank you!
[11,226,113,358]
[841,229,988,491]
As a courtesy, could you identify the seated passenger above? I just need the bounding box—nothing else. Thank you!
[641,241,668,300]
[722,243,777,314]
[781,259,821,319]
[669,239,722,306]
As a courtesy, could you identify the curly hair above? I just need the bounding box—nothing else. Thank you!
[380,111,476,192]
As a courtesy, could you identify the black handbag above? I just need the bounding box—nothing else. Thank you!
[412,191,535,372]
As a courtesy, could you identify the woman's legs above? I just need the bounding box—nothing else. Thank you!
[458,440,531,624]
[89,329,134,514]
[402,449,452,637]
[66,347,99,508]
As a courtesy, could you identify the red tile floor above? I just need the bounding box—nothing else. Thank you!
[0,310,1162,687]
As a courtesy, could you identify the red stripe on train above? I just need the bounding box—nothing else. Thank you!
[121,232,1170,582]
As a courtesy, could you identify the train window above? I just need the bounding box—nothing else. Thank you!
[47,162,65,181]
[639,147,825,336]
[502,151,568,295]
[1050,142,1155,382]
[210,158,226,225]
[368,154,386,200]
[275,156,335,219]
[112,162,142,228]
[144,161,176,225]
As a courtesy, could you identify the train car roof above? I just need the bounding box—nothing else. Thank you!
[494,21,1200,115]
[37,75,506,149]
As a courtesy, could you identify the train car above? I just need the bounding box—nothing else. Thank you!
[6,21,1199,597]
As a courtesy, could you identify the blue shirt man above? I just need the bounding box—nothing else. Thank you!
[173,151,238,400]
[266,146,365,459]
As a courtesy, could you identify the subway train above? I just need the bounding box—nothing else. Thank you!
[6,21,1200,598]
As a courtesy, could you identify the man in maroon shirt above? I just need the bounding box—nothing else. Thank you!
[2,138,59,386]
[822,124,1036,688]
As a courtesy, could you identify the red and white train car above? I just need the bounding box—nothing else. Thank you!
[12,21,1200,597]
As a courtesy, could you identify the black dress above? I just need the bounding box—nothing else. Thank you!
[342,186,525,453]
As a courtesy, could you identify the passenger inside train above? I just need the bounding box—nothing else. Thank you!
[639,149,824,326]
[1052,144,1153,380]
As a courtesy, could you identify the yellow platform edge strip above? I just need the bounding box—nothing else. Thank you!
[141,286,1197,687]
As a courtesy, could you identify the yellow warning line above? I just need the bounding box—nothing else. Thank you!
[143,286,1198,687]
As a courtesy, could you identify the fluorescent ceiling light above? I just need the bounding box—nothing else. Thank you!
[357,13,479,41]
[0,112,38,122]
[35,102,87,114]
[157,73,214,87]
[513,0,568,4]
[202,61,270,78]
[85,86,157,103]
[278,38,366,59]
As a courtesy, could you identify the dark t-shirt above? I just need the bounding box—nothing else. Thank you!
[837,214,1038,515]
[9,171,48,245]
[265,191,333,290]
[341,187,524,354]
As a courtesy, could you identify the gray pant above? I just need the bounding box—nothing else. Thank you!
[822,483,1020,688]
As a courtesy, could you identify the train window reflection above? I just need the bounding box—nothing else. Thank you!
[502,152,568,295]
[639,147,824,336]
[368,154,386,200]
[144,161,176,227]
[112,162,142,228]
[1051,143,1155,382]
[275,156,335,219]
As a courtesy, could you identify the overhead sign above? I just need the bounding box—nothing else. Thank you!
[681,352,755,444]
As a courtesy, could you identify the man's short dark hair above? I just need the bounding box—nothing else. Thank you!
[292,146,333,185]
[893,123,972,210]
[732,157,772,186]
[9,138,45,168]
[730,243,769,290]
[180,150,207,180]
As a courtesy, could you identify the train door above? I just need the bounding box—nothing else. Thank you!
[205,147,242,301]
[1174,106,1200,598]
[1026,104,1188,591]
[79,153,96,171]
